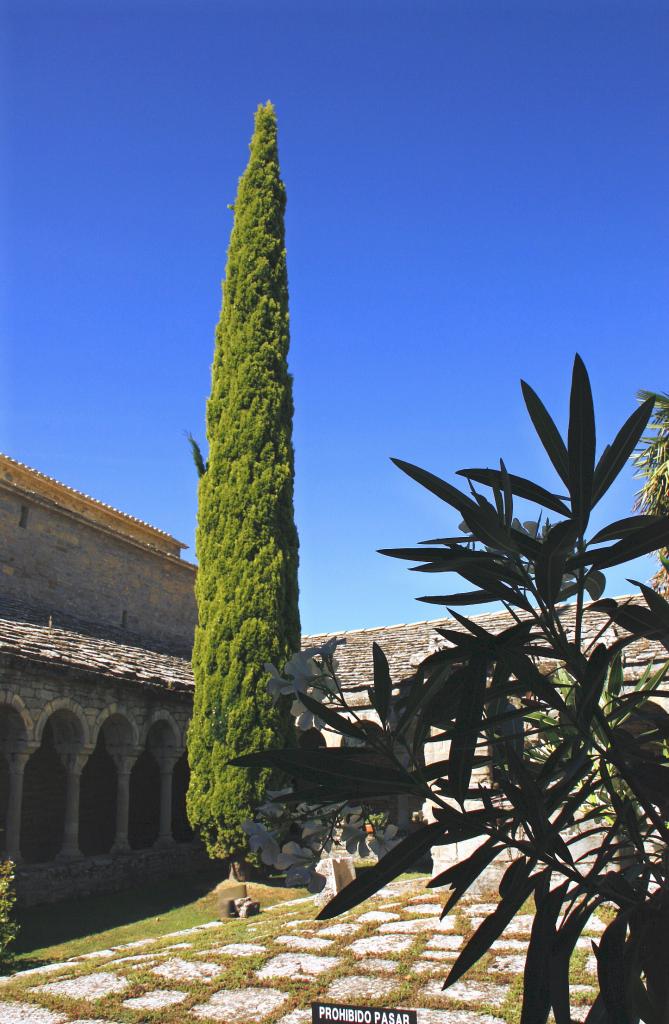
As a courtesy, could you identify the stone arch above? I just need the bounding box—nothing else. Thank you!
[141,710,181,755]
[0,692,34,746]
[34,697,91,750]
[93,705,140,752]
[21,702,90,863]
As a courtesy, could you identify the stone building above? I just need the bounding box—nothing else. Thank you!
[0,454,201,903]
[1,452,666,903]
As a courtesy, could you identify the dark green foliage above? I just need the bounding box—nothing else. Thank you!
[237,357,669,1023]
[0,861,18,966]
[185,431,207,478]
[187,103,300,864]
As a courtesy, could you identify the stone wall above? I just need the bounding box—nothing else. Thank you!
[0,455,197,656]
[14,840,211,906]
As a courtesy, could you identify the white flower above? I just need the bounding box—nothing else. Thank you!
[369,824,399,859]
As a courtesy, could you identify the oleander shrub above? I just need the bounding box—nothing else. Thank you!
[235,356,669,1024]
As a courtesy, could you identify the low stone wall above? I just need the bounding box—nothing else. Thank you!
[14,839,211,906]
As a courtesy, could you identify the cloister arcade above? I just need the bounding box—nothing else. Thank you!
[0,692,192,865]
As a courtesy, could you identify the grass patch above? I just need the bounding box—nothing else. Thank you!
[13,864,308,968]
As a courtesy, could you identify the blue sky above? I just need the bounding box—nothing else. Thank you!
[2,0,668,636]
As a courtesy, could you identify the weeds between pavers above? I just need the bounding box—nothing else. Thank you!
[0,878,609,1024]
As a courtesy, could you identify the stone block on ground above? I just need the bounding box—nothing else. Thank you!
[422,980,508,1003]
[317,922,362,937]
[123,988,189,1009]
[425,935,463,951]
[0,1001,69,1024]
[152,957,221,982]
[410,1010,506,1024]
[236,897,261,918]
[203,943,267,957]
[349,934,414,956]
[364,958,400,973]
[313,855,356,904]
[379,918,441,934]
[192,987,289,1023]
[488,954,527,973]
[31,971,129,1001]
[326,974,400,1001]
[256,953,339,981]
[277,1011,312,1024]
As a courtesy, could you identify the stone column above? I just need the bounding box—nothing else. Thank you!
[4,751,30,862]
[111,755,135,855]
[58,753,88,860]
[155,757,177,848]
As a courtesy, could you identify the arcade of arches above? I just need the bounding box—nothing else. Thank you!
[0,697,192,866]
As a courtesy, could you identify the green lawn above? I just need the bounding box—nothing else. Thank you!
[10,864,427,970]
[12,865,306,968]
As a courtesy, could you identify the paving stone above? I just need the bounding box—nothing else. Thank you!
[274,934,334,952]
[584,917,605,934]
[326,974,399,1001]
[410,1009,506,1024]
[113,938,156,950]
[70,1019,121,1024]
[349,935,414,956]
[123,988,189,1009]
[317,922,362,937]
[405,903,445,916]
[412,962,448,975]
[106,952,159,966]
[571,1008,590,1022]
[73,949,117,961]
[422,980,508,1003]
[571,985,596,994]
[584,955,598,975]
[203,943,268,957]
[489,939,528,951]
[152,957,222,982]
[464,904,498,916]
[378,918,442,933]
[1,963,74,981]
[488,954,527,973]
[576,936,596,950]
[358,911,400,923]
[364,958,400,973]
[31,972,130,1001]
[0,1001,69,1024]
[277,1011,312,1024]
[425,935,463,951]
[470,914,534,936]
[192,987,289,1022]
[422,949,459,960]
[286,920,315,930]
[256,953,339,981]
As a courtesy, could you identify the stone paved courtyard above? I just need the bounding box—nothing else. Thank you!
[0,878,604,1024]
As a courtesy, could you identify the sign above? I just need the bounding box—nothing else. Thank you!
[312,1003,418,1024]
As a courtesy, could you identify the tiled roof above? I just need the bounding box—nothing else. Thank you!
[304,598,669,701]
[0,612,194,695]
[1,599,666,704]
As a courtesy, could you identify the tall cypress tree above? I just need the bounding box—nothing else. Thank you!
[187,102,300,871]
